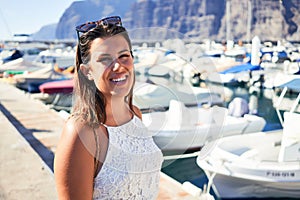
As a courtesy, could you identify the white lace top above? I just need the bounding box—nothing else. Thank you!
[93,115,163,199]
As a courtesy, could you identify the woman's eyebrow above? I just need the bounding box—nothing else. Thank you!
[118,49,131,54]
[96,53,110,57]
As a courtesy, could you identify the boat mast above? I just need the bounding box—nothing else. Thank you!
[226,0,231,42]
[246,0,252,43]
[279,0,284,39]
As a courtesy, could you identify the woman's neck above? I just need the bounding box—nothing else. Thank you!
[104,97,132,126]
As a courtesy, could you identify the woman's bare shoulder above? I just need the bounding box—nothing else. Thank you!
[62,115,92,138]
[57,115,97,154]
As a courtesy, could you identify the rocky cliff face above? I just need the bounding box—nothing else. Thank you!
[55,0,135,39]
[55,0,300,42]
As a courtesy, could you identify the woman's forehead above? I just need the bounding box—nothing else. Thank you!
[90,35,130,54]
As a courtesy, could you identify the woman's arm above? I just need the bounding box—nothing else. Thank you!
[54,118,95,200]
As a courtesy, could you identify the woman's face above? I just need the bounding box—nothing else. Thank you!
[85,34,134,98]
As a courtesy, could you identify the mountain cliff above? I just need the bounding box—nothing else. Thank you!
[55,0,136,39]
[53,0,300,42]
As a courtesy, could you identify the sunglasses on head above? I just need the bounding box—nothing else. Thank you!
[75,16,124,64]
[76,16,122,34]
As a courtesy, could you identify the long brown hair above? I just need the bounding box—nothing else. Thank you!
[72,24,134,127]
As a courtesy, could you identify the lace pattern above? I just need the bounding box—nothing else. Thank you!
[93,115,163,199]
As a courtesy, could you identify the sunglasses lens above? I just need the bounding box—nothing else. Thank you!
[103,17,121,26]
[76,16,122,33]
[81,24,97,32]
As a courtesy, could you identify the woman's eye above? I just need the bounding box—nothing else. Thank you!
[119,54,130,60]
[99,57,113,64]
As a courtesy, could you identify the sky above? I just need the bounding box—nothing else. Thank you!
[0,0,80,40]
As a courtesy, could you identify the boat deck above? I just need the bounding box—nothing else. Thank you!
[0,80,199,199]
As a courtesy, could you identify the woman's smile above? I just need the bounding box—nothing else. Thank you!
[111,76,126,82]
[110,74,129,85]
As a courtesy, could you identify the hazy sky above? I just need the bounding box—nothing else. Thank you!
[0,0,80,40]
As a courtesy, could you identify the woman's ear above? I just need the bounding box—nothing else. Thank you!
[80,64,93,80]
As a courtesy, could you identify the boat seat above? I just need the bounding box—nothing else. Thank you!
[240,148,258,159]
[278,112,300,162]
[242,114,266,133]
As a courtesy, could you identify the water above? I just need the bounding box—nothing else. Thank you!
[160,82,289,199]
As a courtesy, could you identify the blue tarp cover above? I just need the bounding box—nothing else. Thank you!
[220,63,261,74]
[278,79,300,92]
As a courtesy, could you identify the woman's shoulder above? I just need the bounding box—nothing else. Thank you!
[56,114,102,161]
[64,114,91,135]
[59,114,97,149]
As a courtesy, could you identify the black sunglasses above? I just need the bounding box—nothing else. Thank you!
[76,16,122,34]
[75,16,124,64]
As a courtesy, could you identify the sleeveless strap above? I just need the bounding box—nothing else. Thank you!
[93,128,100,178]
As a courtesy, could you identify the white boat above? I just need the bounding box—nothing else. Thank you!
[133,82,223,112]
[0,57,49,74]
[142,99,266,151]
[196,81,300,199]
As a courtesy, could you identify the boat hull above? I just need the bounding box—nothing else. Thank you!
[197,131,300,199]
[207,172,300,199]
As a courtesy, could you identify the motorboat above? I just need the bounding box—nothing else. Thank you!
[143,99,266,152]
[133,81,224,112]
[206,63,261,85]
[0,57,49,76]
[196,79,300,199]
[37,79,74,111]
[13,64,73,93]
[39,78,74,94]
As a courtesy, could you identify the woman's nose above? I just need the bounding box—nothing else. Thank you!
[112,61,121,71]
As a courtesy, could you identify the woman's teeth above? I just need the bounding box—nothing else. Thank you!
[111,76,126,82]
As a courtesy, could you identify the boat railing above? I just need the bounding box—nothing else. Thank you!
[274,79,300,126]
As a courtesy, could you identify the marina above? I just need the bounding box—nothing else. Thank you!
[1,0,300,198]
[1,37,300,199]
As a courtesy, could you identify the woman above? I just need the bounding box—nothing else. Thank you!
[54,16,163,199]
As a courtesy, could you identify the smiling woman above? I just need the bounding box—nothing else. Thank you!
[54,16,163,200]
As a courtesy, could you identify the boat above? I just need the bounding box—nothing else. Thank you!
[0,57,49,76]
[13,63,73,93]
[206,62,261,85]
[38,79,74,111]
[133,81,224,112]
[0,49,24,64]
[196,79,300,199]
[133,47,198,81]
[39,78,74,94]
[142,99,266,151]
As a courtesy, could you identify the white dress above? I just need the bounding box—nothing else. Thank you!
[93,115,163,199]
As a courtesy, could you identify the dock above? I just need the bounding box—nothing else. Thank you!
[0,80,203,199]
